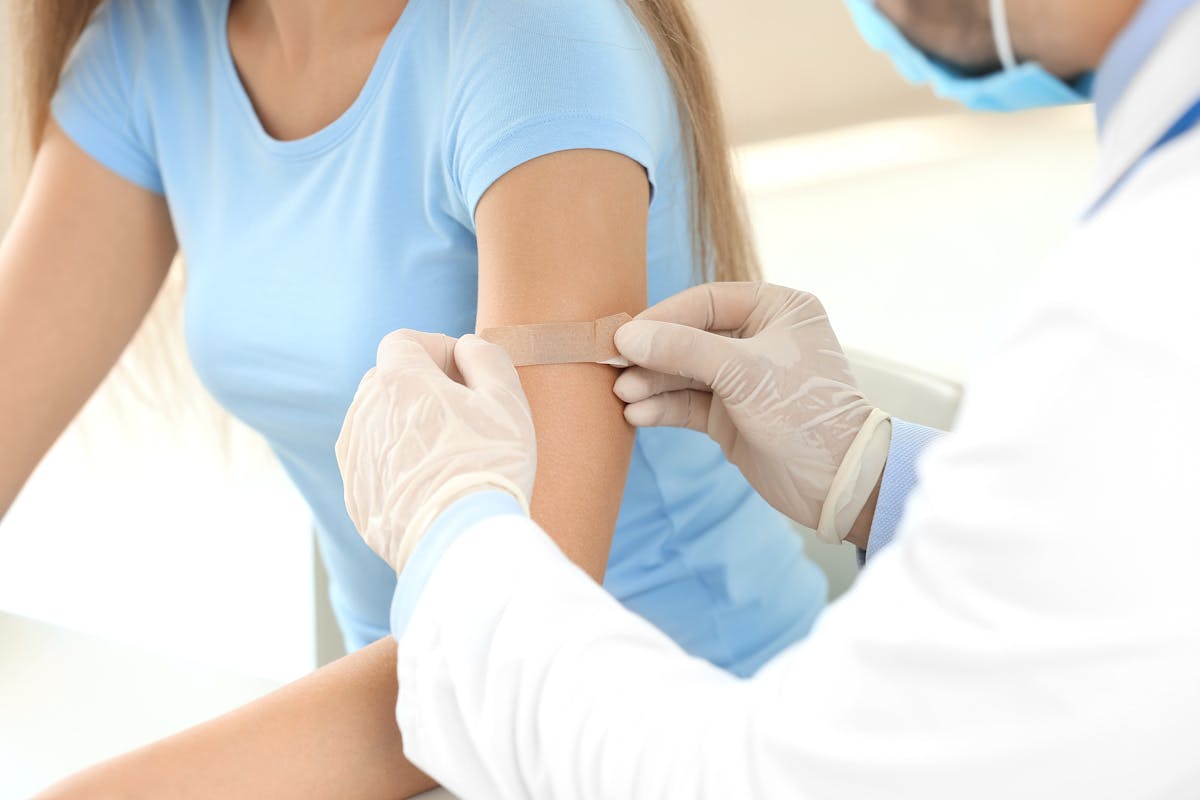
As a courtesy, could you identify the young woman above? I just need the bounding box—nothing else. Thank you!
[4,0,829,796]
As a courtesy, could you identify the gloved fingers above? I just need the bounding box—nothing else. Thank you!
[623,389,713,433]
[614,319,742,390]
[631,282,766,333]
[377,329,463,383]
[334,364,381,472]
[455,334,530,408]
[613,366,710,404]
[333,399,358,478]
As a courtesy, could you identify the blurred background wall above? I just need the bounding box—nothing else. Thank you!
[0,0,1098,683]
[695,0,956,142]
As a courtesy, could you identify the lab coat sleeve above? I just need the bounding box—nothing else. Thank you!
[393,515,766,800]
[390,490,530,639]
[393,391,1200,800]
[865,418,944,561]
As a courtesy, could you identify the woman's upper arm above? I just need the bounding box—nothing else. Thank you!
[0,123,176,515]
[474,149,650,581]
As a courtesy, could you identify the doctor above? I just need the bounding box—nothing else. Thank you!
[336,0,1200,797]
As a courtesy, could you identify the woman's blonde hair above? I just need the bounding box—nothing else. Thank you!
[13,1,102,154]
[624,0,760,282]
[13,0,760,283]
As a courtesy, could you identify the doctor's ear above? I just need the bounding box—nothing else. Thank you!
[874,0,1002,74]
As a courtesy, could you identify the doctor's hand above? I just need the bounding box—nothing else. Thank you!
[614,282,889,543]
[336,331,537,573]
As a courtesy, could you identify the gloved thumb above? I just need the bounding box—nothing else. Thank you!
[455,334,528,406]
[377,329,460,381]
[615,320,739,391]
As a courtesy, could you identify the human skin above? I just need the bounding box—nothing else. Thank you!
[11,0,645,797]
[875,0,1141,77]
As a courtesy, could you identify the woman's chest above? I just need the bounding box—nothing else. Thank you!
[173,149,480,447]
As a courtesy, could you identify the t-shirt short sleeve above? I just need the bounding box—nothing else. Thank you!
[445,0,677,220]
[51,0,163,194]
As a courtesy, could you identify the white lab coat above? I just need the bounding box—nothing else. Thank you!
[392,10,1200,799]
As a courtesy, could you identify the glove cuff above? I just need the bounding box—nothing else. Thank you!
[396,473,532,572]
[816,408,892,545]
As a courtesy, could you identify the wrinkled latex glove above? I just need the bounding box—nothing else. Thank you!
[613,282,890,543]
[336,331,537,573]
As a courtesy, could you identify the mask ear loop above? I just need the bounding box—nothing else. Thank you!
[989,0,1019,70]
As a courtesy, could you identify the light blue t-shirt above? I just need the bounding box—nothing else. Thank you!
[52,0,827,675]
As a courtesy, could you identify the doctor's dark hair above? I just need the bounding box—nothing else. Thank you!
[15,0,759,283]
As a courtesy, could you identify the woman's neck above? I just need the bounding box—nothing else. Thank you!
[240,0,408,64]
[226,0,410,140]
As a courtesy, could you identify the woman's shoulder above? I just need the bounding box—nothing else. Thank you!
[92,0,216,36]
[60,0,223,115]
[53,0,221,196]
[446,0,652,56]
[440,0,670,120]
[436,0,681,217]
[82,0,219,65]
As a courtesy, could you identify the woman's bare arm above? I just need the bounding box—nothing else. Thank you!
[475,148,648,579]
[35,147,648,799]
[0,123,176,516]
[35,639,435,800]
[7,130,429,800]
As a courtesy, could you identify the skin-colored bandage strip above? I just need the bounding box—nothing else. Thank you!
[479,313,633,367]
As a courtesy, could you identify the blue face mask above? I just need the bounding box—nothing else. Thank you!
[844,0,1093,112]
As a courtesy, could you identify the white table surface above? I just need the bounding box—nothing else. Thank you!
[0,612,452,799]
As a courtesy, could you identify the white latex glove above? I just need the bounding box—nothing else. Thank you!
[336,331,537,573]
[613,282,890,543]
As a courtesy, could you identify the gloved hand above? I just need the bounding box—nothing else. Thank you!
[613,282,891,543]
[336,331,537,573]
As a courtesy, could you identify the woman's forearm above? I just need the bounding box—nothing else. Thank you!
[516,361,636,580]
[35,637,436,800]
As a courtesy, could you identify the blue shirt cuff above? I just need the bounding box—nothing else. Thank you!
[864,419,944,563]
[390,490,527,637]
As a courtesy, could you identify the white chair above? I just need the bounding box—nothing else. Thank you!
[848,348,962,432]
[797,349,961,600]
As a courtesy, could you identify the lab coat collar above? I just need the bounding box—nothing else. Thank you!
[1093,0,1198,130]
[1092,1,1200,203]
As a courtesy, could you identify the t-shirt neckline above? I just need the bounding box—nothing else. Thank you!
[217,0,422,159]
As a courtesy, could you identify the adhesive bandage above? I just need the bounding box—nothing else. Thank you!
[479,313,633,367]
